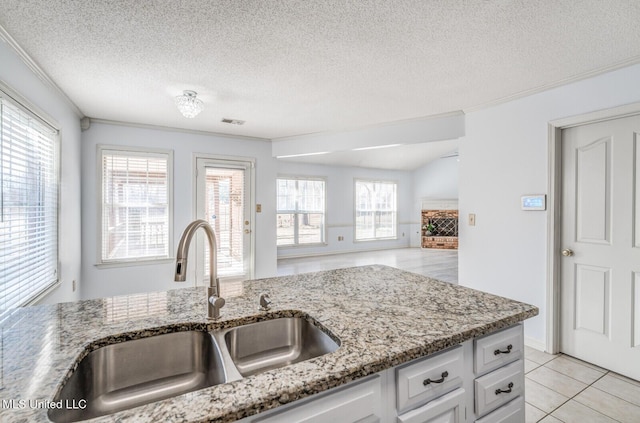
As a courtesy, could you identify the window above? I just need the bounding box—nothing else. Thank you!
[99,147,172,264]
[0,92,59,316]
[277,178,326,246]
[355,180,397,241]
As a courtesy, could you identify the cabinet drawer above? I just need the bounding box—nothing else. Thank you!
[397,388,466,423]
[475,397,525,423]
[474,360,523,417]
[396,346,463,413]
[474,325,523,376]
[253,375,381,423]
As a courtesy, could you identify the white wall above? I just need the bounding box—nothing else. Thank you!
[410,157,459,247]
[276,161,412,258]
[0,40,82,304]
[80,122,277,299]
[459,63,640,348]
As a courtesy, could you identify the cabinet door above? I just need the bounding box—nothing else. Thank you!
[397,388,466,423]
[474,325,523,376]
[253,376,382,423]
[474,397,524,423]
[474,360,523,417]
[396,346,464,413]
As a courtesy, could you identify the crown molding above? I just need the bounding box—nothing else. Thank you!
[463,56,640,114]
[0,23,84,118]
[88,118,271,142]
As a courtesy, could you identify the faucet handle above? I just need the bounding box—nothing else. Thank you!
[209,296,225,308]
[259,293,272,311]
[207,286,225,320]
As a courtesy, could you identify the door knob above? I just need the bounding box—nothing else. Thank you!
[244,229,252,234]
[562,249,574,257]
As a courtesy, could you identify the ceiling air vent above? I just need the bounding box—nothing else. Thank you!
[221,118,245,125]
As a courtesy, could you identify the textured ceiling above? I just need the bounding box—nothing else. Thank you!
[1,1,640,168]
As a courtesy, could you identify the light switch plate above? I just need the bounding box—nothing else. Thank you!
[468,213,476,226]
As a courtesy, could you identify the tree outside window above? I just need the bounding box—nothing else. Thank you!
[277,178,326,246]
[355,180,397,241]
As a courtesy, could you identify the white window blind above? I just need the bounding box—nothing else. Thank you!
[0,97,59,316]
[100,148,171,263]
[355,180,397,241]
[276,178,325,246]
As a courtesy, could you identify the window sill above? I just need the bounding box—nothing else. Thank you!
[95,258,174,269]
[277,242,328,249]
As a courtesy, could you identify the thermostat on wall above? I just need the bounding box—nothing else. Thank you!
[521,195,546,210]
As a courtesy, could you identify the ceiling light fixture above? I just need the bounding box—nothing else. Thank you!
[175,90,203,118]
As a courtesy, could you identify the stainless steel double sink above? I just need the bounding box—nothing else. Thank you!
[48,317,340,423]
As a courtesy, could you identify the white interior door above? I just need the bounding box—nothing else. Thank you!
[560,114,640,380]
[195,157,254,288]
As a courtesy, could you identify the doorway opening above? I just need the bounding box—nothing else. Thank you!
[195,155,255,293]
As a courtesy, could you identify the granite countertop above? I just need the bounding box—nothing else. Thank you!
[0,265,538,423]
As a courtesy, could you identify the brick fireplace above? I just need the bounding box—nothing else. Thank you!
[421,209,459,249]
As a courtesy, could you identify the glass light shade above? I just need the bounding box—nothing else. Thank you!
[175,90,203,118]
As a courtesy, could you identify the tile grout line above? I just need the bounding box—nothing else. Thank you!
[527,354,613,422]
[552,371,615,422]
[540,356,606,386]
[533,369,633,423]
[573,372,640,422]
[525,353,561,422]
[592,374,640,406]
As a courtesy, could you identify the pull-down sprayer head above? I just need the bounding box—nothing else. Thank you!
[174,219,224,319]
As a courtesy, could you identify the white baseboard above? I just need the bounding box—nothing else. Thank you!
[277,245,416,260]
[524,336,547,353]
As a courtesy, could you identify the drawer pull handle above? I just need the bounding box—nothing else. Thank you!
[494,344,513,355]
[495,382,514,395]
[423,371,448,385]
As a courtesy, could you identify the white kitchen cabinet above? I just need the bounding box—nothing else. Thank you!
[251,375,382,423]
[474,325,523,376]
[473,325,525,420]
[241,324,525,423]
[396,346,464,413]
[474,397,525,423]
[474,360,524,416]
[397,388,466,423]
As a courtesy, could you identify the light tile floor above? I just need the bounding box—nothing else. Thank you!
[277,248,640,422]
[524,347,640,423]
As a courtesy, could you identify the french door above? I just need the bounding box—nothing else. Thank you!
[195,157,254,287]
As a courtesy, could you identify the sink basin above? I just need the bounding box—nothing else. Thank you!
[49,317,340,421]
[48,330,227,423]
[214,317,340,377]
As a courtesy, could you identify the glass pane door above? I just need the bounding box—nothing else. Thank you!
[196,158,253,286]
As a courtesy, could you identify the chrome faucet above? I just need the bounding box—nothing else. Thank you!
[174,219,225,320]
[259,293,272,311]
